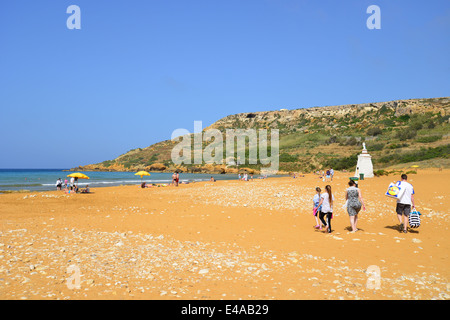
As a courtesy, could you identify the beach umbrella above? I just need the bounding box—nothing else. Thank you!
[135,171,150,182]
[67,172,90,180]
[67,172,89,186]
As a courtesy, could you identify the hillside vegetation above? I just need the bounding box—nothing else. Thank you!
[72,97,450,174]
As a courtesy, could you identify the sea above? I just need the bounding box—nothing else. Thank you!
[0,169,249,192]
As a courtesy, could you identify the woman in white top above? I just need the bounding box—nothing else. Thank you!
[317,185,334,233]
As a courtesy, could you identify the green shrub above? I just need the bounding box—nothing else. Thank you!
[280,153,299,162]
[374,169,389,177]
[324,154,358,170]
[378,144,450,164]
[366,127,383,136]
[345,137,358,146]
[380,118,395,127]
[101,160,114,167]
[397,115,410,122]
[387,143,409,149]
[416,135,442,143]
[367,143,384,151]
[397,129,417,140]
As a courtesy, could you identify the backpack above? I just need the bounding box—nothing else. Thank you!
[409,209,421,228]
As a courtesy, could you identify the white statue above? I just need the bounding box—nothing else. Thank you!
[363,142,366,150]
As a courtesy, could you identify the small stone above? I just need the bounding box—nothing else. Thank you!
[22,277,31,284]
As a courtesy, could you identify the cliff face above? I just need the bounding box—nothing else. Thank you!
[72,97,450,173]
[206,98,449,131]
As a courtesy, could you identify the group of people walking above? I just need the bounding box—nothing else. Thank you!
[312,173,415,234]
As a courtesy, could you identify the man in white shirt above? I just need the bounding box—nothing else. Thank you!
[396,174,415,233]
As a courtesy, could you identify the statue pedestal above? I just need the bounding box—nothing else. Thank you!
[355,149,374,178]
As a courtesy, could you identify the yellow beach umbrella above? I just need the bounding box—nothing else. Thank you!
[411,165,419,168]
[67,172,90,180]
[67,172,89,188]
[135,171,150,182]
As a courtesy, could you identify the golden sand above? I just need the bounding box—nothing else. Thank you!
[0,170,449,300]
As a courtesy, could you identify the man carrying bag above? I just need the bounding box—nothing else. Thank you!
[395,174,416,233]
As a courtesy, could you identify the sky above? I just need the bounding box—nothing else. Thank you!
[0,0,449,168]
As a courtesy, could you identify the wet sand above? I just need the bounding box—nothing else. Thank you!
[0,170,449,300]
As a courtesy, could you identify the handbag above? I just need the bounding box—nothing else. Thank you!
[385,181,406,199]
[409,209,421,228]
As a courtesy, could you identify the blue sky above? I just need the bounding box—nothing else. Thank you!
[0,0,449,168]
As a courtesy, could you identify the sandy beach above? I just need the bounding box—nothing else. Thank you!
[0,170,449,300]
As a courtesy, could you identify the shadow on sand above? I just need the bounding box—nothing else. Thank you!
[385,225,419,234]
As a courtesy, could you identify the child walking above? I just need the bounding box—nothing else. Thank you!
[312,187,323,230]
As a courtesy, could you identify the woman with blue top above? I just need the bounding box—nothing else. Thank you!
[312,187,323,230]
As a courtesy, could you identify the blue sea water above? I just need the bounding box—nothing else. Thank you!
[0,169,245,192]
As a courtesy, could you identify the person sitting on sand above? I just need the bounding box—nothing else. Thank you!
[81,185,90,193]
[210,176,216,182]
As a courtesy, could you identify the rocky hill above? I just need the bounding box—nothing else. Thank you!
[71,97,450,174]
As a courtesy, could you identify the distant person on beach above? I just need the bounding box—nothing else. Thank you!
[396,174,415,233]
[56,178,62,191]
[81,185,90,193]
[70,177,75,190]
[325,169,331,182]
[330,168,334,181]
[345,180,366,233]
[64,179,68,188]
[312,187,323,230]
[210,176,216,182]
[238,174,241,180]
[175,172,180,186]
[172,172,177,186]
[317,185,334,233]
